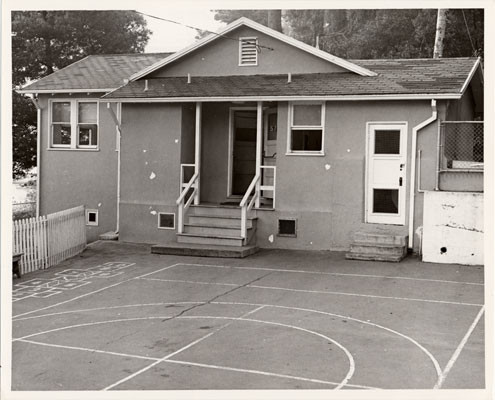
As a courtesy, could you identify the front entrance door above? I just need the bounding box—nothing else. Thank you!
[366,122,407,225]
[231,109,257,196]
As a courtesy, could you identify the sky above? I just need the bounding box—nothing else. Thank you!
[137,6,226,52]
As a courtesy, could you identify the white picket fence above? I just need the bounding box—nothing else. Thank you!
[13,205,87,275]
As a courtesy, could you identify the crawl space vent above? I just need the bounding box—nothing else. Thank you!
[158,212,175,230]
[86,209,98,226]
[278,218,297,237]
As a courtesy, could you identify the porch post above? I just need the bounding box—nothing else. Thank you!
[255,101,263,208]
[194,102,202,205]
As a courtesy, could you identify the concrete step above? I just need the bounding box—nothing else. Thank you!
[151,242,259,258]
[177,232,246,247]
[188,214,257,229]
[190,204,255,218]
[345,252,405,262]
[184,223,252,237]
[349,243,407,257]
[353,232,408,246]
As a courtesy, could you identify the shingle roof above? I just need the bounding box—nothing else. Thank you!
[20,53,172,92]
[103,57,478,99]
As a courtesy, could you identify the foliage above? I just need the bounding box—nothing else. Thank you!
[214,9,483,60]
[12,11,151,178]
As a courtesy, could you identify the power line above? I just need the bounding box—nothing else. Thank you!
[461,10,477,56]
[135,11,274,52]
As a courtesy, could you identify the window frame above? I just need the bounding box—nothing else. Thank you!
[49,99,99,150]
[157,212,176,230]
[286,102,325,156]
[239,37,258,67]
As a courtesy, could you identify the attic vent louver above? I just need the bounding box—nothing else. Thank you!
[239,37,258,66]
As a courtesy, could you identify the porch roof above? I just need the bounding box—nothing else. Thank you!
[18,53,172,93]
[103,57,479,100]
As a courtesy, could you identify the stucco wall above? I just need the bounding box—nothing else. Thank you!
[422,191,483,265]
[119,103,182,244]
[38,94,118,242]
[149,26,347,77]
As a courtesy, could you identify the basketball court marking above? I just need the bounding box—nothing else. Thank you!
[433,305,485,388]
[177,263,483,286]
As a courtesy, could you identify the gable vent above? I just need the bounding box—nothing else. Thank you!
[239,37,258,66]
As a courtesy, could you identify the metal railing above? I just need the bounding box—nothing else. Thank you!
[176,164,199,234]
[440,121,484,171]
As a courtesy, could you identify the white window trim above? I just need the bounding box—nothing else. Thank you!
[49,99,99,150]
[239,37,258,67]
[86,209,99,226]
[157,212,176,230]
[286,102,325,155]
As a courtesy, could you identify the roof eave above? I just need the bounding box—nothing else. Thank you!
[129,17,377,81]
[103,93,461,102]
[16,88,114,95]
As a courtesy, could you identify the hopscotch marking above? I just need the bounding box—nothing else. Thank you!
[12,262,182,319]
[12,262,135,302]
[434,305,485,388]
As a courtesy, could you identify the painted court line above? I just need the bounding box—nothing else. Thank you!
[103,305,266,391]
[176,314,355,390]
[16,338,160,361]
[248,284,482,307]
[140,277,238,287]
[434,305,485,389]
[12,263,182,319]
[178,263,483,286]
[164,359,379,390]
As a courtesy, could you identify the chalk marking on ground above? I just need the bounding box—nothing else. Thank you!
[177,263,483,286]
[16,339,160,361]
[433,305,485,389]
[102,305,266,391]
[13,302,203,322]
[176,314,355,390]
[13,316,173,342]
[12,263,182,319]
[164,359,378,390]
[140,277,238,287]
[12,299,443,380]
[247,284,482,307]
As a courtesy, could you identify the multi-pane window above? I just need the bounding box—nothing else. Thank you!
[50,100,98,149]
[288,103,324,154]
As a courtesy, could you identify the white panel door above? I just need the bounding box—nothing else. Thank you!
[366,123,407,225]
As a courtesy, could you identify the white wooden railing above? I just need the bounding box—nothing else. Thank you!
[240,174,261,240]
[260,165,276,207]
[13,205,86,275]
[176,164,199,234]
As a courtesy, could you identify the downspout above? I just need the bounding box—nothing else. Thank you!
[107,102,122,234]
[29,95,41,217]
[408,99,437,249]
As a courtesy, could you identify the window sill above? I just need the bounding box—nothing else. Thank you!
[285,152,325,157]
[440,169,484,173]
[47,148,100,152]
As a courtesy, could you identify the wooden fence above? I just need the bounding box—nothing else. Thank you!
[13,205,87,275]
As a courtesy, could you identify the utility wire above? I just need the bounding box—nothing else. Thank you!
[135,10,274,51]
[461,10,477,56]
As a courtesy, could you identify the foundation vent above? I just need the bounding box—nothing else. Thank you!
[86,209,99,226]
[278,218,297,237]
[158,212,175,230]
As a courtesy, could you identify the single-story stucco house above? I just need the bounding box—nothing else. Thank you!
[18,17,484,263]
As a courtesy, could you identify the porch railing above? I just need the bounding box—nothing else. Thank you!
[260,165,276,207]
[240,173,261,240]
[176,164,199,234]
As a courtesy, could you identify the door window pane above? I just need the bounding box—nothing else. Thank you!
[373,189,399,213]
[374,130,400,154]
[52,102,71,122]
[293,104,321,126]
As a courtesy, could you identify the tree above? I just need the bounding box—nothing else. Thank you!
[433,9,448,58]
[12,11,152,178]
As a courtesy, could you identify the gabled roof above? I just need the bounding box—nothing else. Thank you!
[18,53,171,93]
[129,17,377,81]
[103,57,480,101]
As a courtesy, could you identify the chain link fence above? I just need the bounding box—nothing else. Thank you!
[440,121,484,170]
